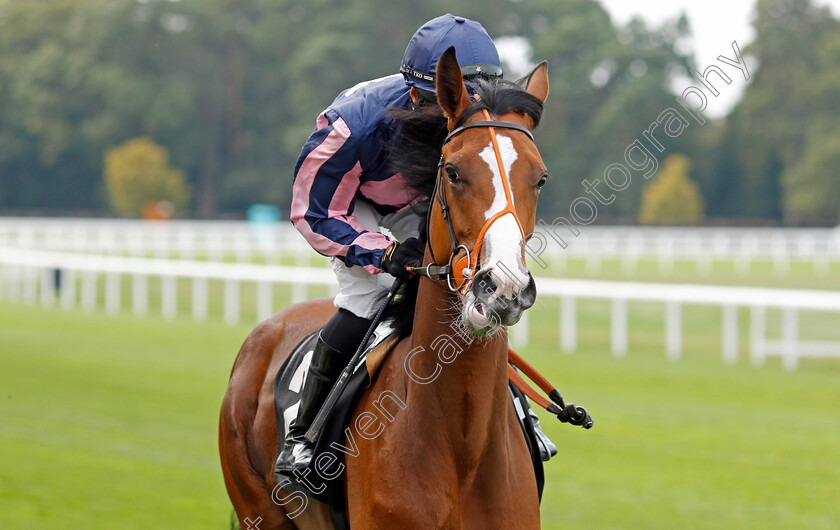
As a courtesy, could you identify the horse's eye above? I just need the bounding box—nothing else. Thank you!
[445,166,461,184]
[536,174,549,189]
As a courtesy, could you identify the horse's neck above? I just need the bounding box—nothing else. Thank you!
[407,278,512,451]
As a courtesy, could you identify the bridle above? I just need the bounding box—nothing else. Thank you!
[410,108,535,294]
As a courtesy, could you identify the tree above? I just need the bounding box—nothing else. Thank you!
[721,0,839,220]
[506,0,695,217]
[0,0,142,210]
[0,0,702,220]
[639,154,704,225]
[782,128,840,224]
[103,137,189,216]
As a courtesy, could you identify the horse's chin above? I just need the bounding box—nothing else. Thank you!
[461,317,499,338]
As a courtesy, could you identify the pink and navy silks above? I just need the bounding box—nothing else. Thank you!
[290,74,415,274]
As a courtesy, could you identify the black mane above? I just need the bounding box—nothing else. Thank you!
[382,78,544,337]
[388,78,545,203]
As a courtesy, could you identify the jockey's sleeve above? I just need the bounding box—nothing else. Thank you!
[290,109,391,273]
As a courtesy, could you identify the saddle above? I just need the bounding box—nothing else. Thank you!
[271,323,546,529]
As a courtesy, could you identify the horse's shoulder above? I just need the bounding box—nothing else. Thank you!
[354,336,415,415]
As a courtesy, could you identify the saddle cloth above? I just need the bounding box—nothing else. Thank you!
[272,322,399,504]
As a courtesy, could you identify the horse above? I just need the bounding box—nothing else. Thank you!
[219,47,551,529]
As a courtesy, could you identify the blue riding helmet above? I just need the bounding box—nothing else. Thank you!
[400,14,503,98]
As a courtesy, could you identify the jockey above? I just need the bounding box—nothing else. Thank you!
[277,13,556,474]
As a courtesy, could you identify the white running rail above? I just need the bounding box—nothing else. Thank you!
[2,247,839,371]
[1,218,838,276]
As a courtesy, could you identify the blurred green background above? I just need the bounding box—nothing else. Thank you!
[0,0,839,224]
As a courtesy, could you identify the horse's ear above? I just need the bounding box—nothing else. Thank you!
[435,47,471,127]
[516,61,549,103]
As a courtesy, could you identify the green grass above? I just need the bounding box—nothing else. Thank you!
[0,303,244,528]
[523,300,840,529]
[1,301,838,529]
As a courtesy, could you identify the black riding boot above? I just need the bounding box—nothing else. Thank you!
[274,335,346,474]
[274,309,372,475]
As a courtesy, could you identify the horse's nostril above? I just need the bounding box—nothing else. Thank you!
[518,275,537,310]
[471,269,497,300]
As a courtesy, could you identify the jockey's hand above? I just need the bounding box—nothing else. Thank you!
[380,237,425,279]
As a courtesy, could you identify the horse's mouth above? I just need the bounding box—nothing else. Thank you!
[458,266,535,337]
[461,291,522,338]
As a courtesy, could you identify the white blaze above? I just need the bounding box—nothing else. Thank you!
[476,135,530,299]
[479,135,517,220]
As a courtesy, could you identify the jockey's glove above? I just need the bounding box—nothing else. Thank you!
[380,237,425,279]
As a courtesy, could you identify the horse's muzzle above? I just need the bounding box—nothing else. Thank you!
[463,268,536,334]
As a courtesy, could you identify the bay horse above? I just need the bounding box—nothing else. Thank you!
[219,47,551,529]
